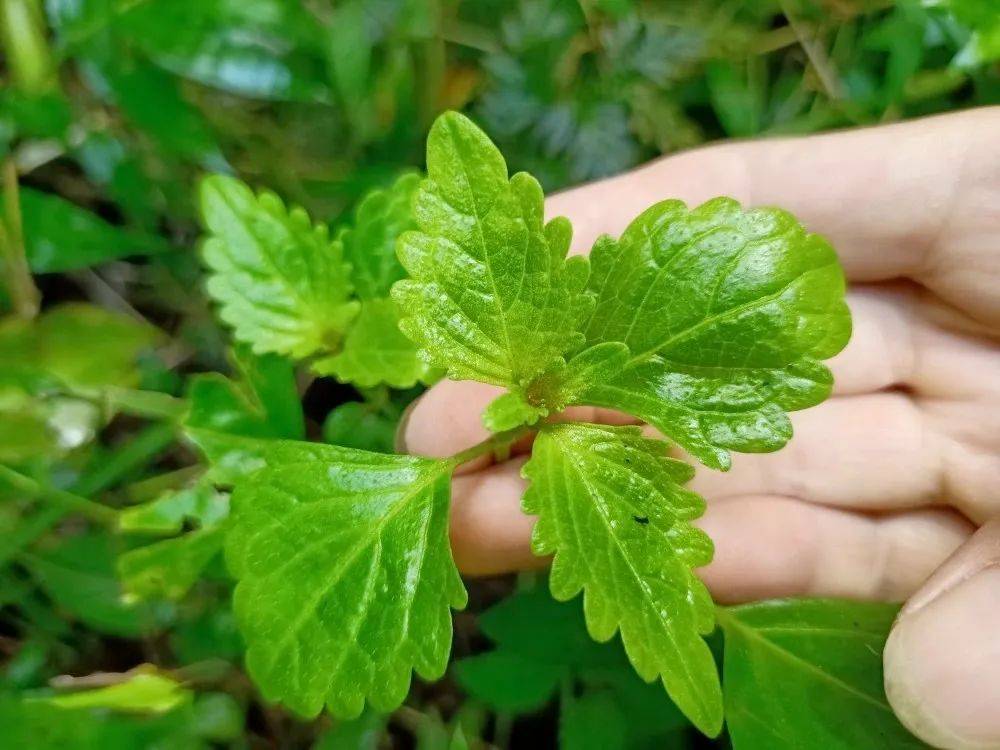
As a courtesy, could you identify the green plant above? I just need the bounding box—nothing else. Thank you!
[3,1,995,746]
[188,110,915,744]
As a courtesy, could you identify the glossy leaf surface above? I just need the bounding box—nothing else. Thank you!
[522,423,721,735]
[225,441,467,718]
[719,599,927,749]
[393,111,592,390]
[577,198,850,469]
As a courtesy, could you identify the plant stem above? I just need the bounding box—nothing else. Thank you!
[0,465,118,525]
[0,159,40,319]
[447,425,533,468]
[0,423,177,566]
[0,0,57,94]
[71,386,188,422]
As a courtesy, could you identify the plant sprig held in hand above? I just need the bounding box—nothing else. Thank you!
[217,110,851,736]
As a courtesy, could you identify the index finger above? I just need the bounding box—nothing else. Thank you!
[549,106,998,283]
[402,107,1000,459]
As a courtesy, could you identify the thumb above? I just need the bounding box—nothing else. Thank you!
[884,517,1000,749]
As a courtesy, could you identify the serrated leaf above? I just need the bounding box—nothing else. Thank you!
[719,600,928,749]
[574,198,850,469]
[313,298,430,388]
[118,526,226,602]
[341,172,420,300]
[225,441,467,718]
[522,423,721,735]
[198,174,359,359]
[456,585,690,740]
[392,111,593,393]
[183,347,304,484]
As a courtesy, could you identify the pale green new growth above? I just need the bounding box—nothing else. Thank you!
[44,670,191,714]
[313,297,430,388]
[225,441,467,718]
[341,172,420,301]
[208,111,852,732]
[392,111,593,393]
[199,175,359,360]
[522,423,722,735]
[319,172,430,387]
[575,199,851,469]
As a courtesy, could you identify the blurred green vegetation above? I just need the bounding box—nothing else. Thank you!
[0,0,997,747]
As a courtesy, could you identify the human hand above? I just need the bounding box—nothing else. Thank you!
[399,107,1000,749]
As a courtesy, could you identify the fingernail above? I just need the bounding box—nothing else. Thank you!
[394,398,418,454]
[885,565,1000,749]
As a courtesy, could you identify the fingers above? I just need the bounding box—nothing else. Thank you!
[450,458,541,576]
[546,107,1000,288]
[884,518,1000,749]
[447,456,972,603]
[398,287,918,461]
[400,379,634,464]
[687,393,941,511]
[698,497,970,604]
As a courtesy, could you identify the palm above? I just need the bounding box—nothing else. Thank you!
[403,107,1000,603]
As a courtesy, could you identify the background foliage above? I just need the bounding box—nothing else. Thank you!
[0,0,997,747]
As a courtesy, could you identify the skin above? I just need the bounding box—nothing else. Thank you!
[400,107,1000,749]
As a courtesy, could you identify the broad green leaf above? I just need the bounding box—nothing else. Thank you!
[169,608,244,665]
[522,423,721,735]
[119,483,229,535]
[393,111,593,393]
[183,347,304,484]
[11,188,173,273]
[115,0,329,102]
[341,172,419,300]
[575,198,850,469]
[455,651,562,713]
[25,532,168,638]
[560,689,628,750]
[323,401,399,454]
[313,710,386,750]
[225,441,467,718]
[102,61,219,162]
[948,0,1000,66]
[198,174,358,360]
[313,298,430,388]
[118,526,226,601]
[718,600,927,749]
[456,585,690,739]
[45,669,191,714]
[0,303,161,388]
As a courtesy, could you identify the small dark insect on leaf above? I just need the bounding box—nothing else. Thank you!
[633,515,649,525]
